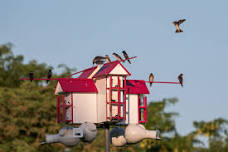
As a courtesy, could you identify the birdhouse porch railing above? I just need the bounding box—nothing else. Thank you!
[57,94,73,124]
[106,75,127,120]
[138,95,147,123]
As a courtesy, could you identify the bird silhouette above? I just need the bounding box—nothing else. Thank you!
[47,69,52,84]
[29,72,34,82]
[122,50,131,64]
[112,53,124,62]
[178,73,183,87]
[149,73,154,87]
[105,55,111,63]
[173,19,186,33]
[93,56,106,65]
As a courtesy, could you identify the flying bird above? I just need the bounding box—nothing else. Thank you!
[29,72,34,82]
[93,56,106,65]
[173,19,186,33]
[149,73,154,87]
[47,69,52,84]
[112,53,124,62]
[178,73,183,87]
[105,55,111,63]
[122,50,131,64]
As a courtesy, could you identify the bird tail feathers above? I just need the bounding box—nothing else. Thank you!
[176,29,183,33]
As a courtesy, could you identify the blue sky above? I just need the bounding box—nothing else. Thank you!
[1,0,228,135]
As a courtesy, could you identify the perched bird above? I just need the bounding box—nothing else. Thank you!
[149,73,154,87]
[29,72,34,82]
[122,50,131,64]
[178,73,183,87]
[112,53,124,62]
[47,69,52,84]
[105,55,111,63]
[92,56,106,65]
[173,19,186,33]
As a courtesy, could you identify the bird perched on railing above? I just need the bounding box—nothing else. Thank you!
[122,50,131,64]
[93,56,106,65]
[29,72,34,82]
[47,69,52,84]
[173,19,186,33]
[178,73,183,87]
[113,53,124,62]
[105,55,111,63]
[149,73,154,87]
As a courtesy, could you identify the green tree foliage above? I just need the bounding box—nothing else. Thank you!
[0,43,54,87]
[0,43,228,152]
[0,43,74,152]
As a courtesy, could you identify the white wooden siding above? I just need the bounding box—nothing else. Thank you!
[95,78,107,123]
[73,93,97,123]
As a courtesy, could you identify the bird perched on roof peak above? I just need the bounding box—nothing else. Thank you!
[93,56,106,65]
[112,53,124,62]
[105,55,111,63]
[178,73,183,87]
[122,50,131,64]
[173,19,186,33]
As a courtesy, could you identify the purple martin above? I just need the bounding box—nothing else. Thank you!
[149,73,154,87]
[93,56,106,65]
[47,69,52,84]
[173,19,186,33]
[122,50,131,64]
[178,73,183,87]
[105,55,111,63]
[29,72,34,82]
[112,53,124,62]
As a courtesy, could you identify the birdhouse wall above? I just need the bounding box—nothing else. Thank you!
[109,64,129,76]
[73,93,97,124]
[126,94,139,124]
[55,81,63,95]
[95,78,107,123]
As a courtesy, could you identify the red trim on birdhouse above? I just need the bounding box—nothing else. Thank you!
[57,78,98,93]
[93,61,131,78]
[106,76,108,121]
[71,93,73,124]
[124,76,127,120]
[126,80,150,94]
[78,66,98,78]
[57,96,61,123]
[117,76,120,119]
[106,75,127,121]
[62,95,65,122]
[138,95,147,123]
[109,76,112,120]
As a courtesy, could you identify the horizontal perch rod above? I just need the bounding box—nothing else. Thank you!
[145,81,180,84]
[70,56,137,77]
[20,78,65,81]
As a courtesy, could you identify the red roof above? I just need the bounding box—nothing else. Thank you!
[78,66,97,79]
[126,80,150,94]
[93,61,131,78]
[58,78,98,93]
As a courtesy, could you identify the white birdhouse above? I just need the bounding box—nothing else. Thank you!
[55,61,149,125]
